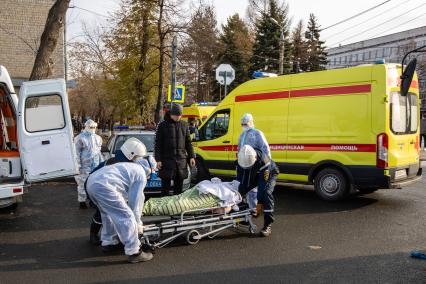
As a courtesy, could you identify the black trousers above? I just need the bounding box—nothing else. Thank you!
[161,171,184,196]
[237,164,278,227]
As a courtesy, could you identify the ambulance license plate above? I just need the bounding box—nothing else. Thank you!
[395,169,407,180]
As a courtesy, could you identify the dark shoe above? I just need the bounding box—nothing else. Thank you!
[260,225,272,237]
[101,243,124,253]
[90,230,101,246]
[79,202,88,209]
[128,251,154,263]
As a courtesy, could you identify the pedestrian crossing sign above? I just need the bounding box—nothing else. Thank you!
[168,85,185,103]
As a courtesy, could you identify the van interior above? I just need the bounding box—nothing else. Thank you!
[0,86,19,157]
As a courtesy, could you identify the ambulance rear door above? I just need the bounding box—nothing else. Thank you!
[17,79,78,183]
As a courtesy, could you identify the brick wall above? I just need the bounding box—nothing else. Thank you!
[0,0,64,85]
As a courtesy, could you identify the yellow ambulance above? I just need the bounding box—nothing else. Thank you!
[193,63,421,201]
[182,103,218,123]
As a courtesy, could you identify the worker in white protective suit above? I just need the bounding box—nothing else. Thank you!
[86,160,153,263]
[238,113,272,217]
[74,119,103,209]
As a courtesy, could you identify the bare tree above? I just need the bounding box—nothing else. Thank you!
[30,0,70,81]
[154,0,187,123]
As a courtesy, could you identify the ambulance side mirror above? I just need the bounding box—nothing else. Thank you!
[400,58,417,97]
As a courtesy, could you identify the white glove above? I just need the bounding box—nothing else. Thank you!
[138,224,144,234]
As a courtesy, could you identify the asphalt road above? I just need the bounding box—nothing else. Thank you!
[1,177,426,283]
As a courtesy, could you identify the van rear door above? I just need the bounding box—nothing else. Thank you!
[388,90,419,169]
[17,79,78,182]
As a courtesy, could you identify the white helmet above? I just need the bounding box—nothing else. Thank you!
[238,145,257,169]
[121,138,147,161]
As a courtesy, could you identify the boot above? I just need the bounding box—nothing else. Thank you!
[128,251,154,263]
[89,222,101,246]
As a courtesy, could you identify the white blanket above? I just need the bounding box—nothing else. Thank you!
[196,178,242,209]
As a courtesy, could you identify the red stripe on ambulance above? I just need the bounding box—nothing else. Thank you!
[290,84,371,98]
[198,144,376,153]
[235,91,289,102]
[235,84,371,102]
[269,144,376,152]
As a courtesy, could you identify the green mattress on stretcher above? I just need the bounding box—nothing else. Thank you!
[143,187,221,216]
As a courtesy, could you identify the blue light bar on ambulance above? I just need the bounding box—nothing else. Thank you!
[375,59,386,64]
[252,71,278,79]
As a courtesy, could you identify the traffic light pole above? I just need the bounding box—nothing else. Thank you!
[170,36,178,106]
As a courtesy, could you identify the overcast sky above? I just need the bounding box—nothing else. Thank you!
[67,0,426,48]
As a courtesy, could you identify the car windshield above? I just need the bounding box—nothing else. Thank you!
[114,133,155,153]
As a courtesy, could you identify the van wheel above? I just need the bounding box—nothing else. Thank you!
[195,158,209,183]
[314,168,349,201]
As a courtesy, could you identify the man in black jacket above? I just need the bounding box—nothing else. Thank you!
[155,103,196,196]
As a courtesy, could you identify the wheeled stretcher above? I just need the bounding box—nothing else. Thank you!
[141,206,257,250]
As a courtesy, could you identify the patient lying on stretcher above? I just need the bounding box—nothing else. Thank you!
[143,178,243,216]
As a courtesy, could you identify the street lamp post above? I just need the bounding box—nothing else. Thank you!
[279,31,285,75]
[170,36,178,108]
[271,18,285,75]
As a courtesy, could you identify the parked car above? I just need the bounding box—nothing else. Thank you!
[102,131,191,193]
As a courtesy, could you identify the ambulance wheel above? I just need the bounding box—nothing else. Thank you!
[186,230,200,245]
[314,168,349,201]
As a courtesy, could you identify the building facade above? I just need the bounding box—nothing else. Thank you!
[326,26,426,109]
[0,0,64,91]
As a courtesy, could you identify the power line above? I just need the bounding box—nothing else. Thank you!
[70,5,109,18]
[329,2,426,47]
[370,13,426,39]
[321,0,392,31]
[325,0,412,41]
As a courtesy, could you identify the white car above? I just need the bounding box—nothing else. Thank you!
[102,131,191,193]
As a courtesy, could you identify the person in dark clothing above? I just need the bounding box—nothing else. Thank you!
[155,103,196,196]
[189,119,200,141]
[236,145,279,237]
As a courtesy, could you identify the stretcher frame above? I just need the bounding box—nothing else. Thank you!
[141,207,257,250]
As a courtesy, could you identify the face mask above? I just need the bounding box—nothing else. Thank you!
[87,128,96,134]
[242,126,250,132]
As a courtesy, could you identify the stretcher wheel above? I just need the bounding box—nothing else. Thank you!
[186,230,200,245]
[249,225,257,234]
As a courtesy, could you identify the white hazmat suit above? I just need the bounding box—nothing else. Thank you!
[74,120,103,202]
[86,162,147,256]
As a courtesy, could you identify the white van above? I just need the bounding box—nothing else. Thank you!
[0,66,78,208]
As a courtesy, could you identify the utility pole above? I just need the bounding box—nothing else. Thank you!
[224,71,228,97]
[170,36,178,106]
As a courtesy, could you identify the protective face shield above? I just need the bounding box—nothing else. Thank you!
[121,138,147,161]
[241,113,254,130]
[238,145,257,169]
[84,119,98,134]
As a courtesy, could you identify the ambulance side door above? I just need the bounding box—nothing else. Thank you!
[17,79,78,183]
